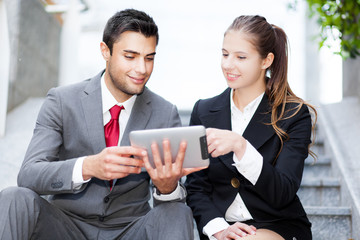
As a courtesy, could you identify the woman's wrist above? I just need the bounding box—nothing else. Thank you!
[213,230,223,240]
[233,135,247,159]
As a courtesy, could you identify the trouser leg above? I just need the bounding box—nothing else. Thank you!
[0,186,87,240]
[116,202,194,240]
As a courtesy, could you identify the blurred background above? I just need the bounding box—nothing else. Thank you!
[1,0,360,238]
[0,0,345,117]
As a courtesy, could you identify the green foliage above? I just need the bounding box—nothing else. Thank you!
[304,0,360,59]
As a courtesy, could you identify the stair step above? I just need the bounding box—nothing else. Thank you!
[305,206,352,240]
[305,155,330,165]
[303,155,333,178]
[178,109,192,126]
[298,178,341,206]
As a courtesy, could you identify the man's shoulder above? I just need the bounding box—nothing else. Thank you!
[140,87,175,108]
[48,72,102,97]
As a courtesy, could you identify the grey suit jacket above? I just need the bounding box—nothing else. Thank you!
[17,71,182,228]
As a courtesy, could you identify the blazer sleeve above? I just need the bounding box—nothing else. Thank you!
[17,88,78,195]
[185,100,224,232]
[253,104,312,208]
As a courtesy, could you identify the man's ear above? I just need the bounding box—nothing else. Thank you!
[100,42,110,61]
[262,52,274,70]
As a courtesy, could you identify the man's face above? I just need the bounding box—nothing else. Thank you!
[101,31,157,102]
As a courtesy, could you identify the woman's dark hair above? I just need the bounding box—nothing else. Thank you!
[226,15,317,161]
[103,9,159,55]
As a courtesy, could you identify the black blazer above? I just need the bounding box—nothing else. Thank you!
[185,88,312,235]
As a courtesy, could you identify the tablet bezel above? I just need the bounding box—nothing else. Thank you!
[129,125,209,169]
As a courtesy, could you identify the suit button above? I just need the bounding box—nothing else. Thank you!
[99,216,104,222]
[51,182,63,189]
[231,178,240,188]
[104,196,110,203]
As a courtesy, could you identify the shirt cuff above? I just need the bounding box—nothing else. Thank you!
[233,140,263,185]
[203,217,229,239]
[153,182,185,201]
[72,156,91,190]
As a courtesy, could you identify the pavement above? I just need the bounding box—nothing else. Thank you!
[0,97,44,190]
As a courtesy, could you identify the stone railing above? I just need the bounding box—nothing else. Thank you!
[318,96,360,239]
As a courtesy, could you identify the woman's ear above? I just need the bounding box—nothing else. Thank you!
[262,52,274,70]
[100,42,110,61]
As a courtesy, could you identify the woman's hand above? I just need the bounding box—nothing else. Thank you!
[206,128,247,159]
[213,222,256,240]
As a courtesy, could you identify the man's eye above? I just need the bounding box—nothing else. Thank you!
[125,56,134,59]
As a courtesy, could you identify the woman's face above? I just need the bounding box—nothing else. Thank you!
[221,30,268,92]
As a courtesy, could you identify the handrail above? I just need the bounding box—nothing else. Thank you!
[318,99,360,239]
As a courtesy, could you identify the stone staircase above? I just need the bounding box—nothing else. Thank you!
[1,104,355,239]
[179,110,355,240]
[300,140,353,239]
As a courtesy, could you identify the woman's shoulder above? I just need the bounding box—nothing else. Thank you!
[281,100,312,124]
[194,88,231,108]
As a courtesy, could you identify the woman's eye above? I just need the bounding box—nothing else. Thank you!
[222,53,229,57]
[238,56,246,60]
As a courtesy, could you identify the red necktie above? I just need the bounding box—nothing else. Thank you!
[104,105,124,190]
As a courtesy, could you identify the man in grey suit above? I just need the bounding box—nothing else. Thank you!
[0,9,201,240]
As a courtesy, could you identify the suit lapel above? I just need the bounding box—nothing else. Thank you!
[204,90,275,174]
[200,89,236,173]
[81,71,106,154]
[121,88,152,146]
[243,94,274,150]
[201,88,232,130]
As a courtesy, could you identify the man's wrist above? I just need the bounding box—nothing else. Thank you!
[153,182,185,201]
[155,183,177,195]
[82,155,95,180]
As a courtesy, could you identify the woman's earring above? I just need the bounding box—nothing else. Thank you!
[266,69,271,78]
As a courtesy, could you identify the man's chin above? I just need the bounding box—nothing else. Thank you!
[127,85,146,96]
[135,88,145,96]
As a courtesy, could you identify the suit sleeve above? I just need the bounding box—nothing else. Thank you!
[152,102,185,206]
[17,88,80,195]
[253,104,312,208]
[185,100,224,232]
[168,104,182,128]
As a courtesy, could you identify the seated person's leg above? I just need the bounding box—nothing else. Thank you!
[119,202,194,240]
[0,186,86,240]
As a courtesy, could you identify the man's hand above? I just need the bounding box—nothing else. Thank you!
[143,139,206,194]
[82,146,146,181]
[213,222,256,240]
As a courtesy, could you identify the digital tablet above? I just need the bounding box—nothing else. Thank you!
[129,125,209,169]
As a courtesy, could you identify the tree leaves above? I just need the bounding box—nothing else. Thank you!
[306,0,360,59]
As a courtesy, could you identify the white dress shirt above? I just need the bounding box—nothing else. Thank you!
[203,90,264,239]
[72,74,184,200]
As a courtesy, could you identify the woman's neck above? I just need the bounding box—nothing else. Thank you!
[233,87,265,111]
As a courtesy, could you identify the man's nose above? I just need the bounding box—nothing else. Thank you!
[135,59,146,74]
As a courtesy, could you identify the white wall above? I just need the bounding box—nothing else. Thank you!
[0,0,10,137]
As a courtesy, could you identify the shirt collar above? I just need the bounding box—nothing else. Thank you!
[101,74,137,114]
[230,88,264,114]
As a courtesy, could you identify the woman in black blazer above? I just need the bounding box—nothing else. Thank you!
[185,15,317,240]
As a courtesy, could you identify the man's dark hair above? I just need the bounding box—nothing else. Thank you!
[103,9,159,55]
